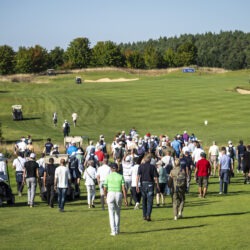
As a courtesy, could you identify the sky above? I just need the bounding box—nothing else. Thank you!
[0,0,249,51]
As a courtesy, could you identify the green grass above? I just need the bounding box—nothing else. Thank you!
[1,68,250,249]
[1,69,250,149]
[0,173,249,249]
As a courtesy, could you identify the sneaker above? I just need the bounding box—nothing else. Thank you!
[146,216,151,221]
[219,192,223,195]
[110,232,116,236]
[91,204,95,208]
[174,216,177,221]
[134,202,139,210]
[178,212,182,218]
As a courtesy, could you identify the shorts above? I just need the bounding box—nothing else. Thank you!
[156,183,166,194]
[210,155,218,164]
[198,176,208,188]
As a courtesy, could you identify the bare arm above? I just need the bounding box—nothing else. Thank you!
[122,184,128,206]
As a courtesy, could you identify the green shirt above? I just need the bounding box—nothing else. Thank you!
[104,172,125,192]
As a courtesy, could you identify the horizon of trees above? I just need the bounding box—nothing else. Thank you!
[0,30,249,75]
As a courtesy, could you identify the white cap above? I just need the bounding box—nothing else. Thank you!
[30,153,36,159]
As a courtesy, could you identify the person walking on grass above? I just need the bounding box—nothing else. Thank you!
[156,160,167,207]
[208,141,219,177]
[242,145,250,184]
[13,152,26,196]
[96,155,111,210]
[218,147,232,194]
[54,158,71,212]
[23,153,39,208]
[169,158,186,220]
[103,163,128,236]
[194,152,211,198]
[72,113,78,127]
[83,160,97,208]
[43,158,57,208]
[136,153,160,222]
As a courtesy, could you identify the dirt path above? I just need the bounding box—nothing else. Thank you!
[85,78,139,83]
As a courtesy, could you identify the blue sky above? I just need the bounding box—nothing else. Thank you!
[0,0,249,51]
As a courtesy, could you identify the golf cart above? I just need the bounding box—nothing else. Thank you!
[64,136,83,150]
[0,162,15,206]
[75,76,82,84]
[12,105,23,121]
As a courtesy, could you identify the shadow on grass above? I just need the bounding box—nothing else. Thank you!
[183,211,249,220]
[22,117,41,121]
[123,224,207,234]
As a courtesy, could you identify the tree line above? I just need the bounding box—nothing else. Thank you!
[0,30,249,75]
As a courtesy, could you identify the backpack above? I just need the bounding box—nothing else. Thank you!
[114,147,123,160]
[228,146,234,158]
[176,171,186,189]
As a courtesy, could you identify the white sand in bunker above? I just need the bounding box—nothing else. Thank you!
[85,78,139,83]
[236,88,250,94]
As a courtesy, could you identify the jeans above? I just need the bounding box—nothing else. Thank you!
[26,177,37,206]
[46,183,55,207]
[107,191,122,234]
[220,169,230,194]
[131,187,141,204]
[57,188,67,210]
[141,182,154,218]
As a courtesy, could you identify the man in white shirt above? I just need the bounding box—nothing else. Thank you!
[54,159,71,212]
[96,155,111,210]
[72,113,78,127]
[13,152,26,196]
[122,154,133,205]
[208,141,219,176]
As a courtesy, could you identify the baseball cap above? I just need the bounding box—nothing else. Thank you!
[30,153,36,159]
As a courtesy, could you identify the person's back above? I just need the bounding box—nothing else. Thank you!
[196,158,210,177]
[55,165,70,188]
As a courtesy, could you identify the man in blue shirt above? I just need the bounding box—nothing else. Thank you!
[218,147,232,194]
[171,136,181,158]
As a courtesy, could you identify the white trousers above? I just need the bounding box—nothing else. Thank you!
[86,185,95,205]
[107,191,122,234]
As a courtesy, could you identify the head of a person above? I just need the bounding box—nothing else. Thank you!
[213,141,216,145]
[143,153,152,163]
[110,162,118,172]
[0,153,5,161]
[60,158,66,166]
[30,153,36,160]
[47,138,51,142]
[49,158,54,164]
[220,146,226,154]
[88,160,95,167]
[200,152,206,159]
[239,140,243,145]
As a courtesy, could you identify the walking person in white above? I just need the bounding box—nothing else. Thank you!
[96,155,111,210]
[83,160,97,208]
[103,163,128,236]
[72,113,78,127]
[13,152,26,196]
[54,158,71,212]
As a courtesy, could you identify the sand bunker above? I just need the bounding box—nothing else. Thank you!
[236,88,250,94]
[85,78,139,83]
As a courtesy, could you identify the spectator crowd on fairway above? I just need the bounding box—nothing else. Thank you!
[1,128,250,234]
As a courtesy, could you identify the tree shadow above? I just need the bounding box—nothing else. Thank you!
[123,224,207,234]
[0,90,9,93]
